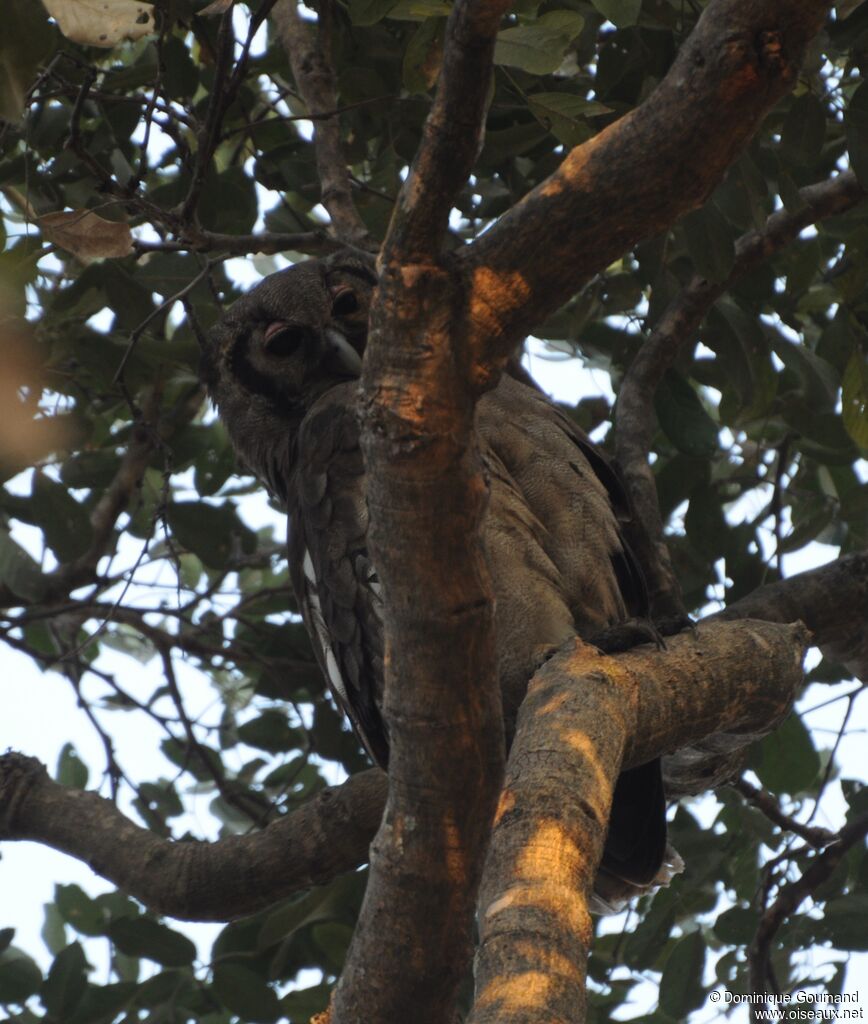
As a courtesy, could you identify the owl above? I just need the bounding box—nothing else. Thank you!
[203,251,675,910]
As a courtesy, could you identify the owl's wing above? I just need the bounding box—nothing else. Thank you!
[287,383,389,767]
[478,375,669,897]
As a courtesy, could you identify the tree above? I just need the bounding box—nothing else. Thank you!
[0,0,867,1021]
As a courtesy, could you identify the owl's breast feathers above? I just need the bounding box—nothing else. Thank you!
[287,384,388,767]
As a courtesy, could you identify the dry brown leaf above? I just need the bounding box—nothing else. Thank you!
[41,0,154,48]
[198,0,235,15]
[37,209,134,263]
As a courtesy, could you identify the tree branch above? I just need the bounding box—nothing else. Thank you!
[472,618,807,1024]
[748,810,868,1016]
[615,172,866,622]
[459,0,831,363]
[0,619,805,933]
[0,753,387,922]
[733,777,836,849]
[383,0,510,263]
[716,548,868,681]
[132,229,341,258]
[272,0,372,248]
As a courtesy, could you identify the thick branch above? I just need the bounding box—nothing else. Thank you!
[0,754,387,922]
[384,0,510,262]
[331,264,505,1024]
[459,0,830,361]
[716,549,868,682]
[615,172,866,621]
[272,0,371,248]
[472,618,807,1024]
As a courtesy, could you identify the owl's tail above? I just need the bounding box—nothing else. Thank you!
[590,758,683,915]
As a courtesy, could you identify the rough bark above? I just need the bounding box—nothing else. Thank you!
[716,549,868,682]
[0,755,387,921]
[471,619,807,1024]
[458,0,831,367]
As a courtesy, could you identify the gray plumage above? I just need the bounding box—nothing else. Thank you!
[204,251,677,909]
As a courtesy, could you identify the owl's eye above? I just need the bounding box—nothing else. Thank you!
[264,321,306,357]
[331,287,359,317]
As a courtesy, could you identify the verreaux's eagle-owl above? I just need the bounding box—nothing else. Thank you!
[203,250,677,910]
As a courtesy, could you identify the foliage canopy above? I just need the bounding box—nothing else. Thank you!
[0,0,867,1021]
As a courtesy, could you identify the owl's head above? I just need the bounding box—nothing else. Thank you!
[203,250,377,500]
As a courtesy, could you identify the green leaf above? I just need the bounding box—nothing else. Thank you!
[402,18,444,94]
[258,873,365,951]
[56,743,89,790]
[781,93,826,165]
[751,714,821,795]
[211,964,280,1023]
[0,2,58,123]
[41,942,88,1017]
[821,894,868,950]
[772,336,839,411]
[30,472,93,563]
[166,500,256,569]
[55,885,106,937]
[842,349,868,448]
[494,12,585,75]
[108,918,196,968]
[713,906,756,945]
[41,905,67,956]
[0,946,42,1004]
[653,370,718,458]
[238,710,302,754]
[590,0,641,27]
[0,529,47,601]
[528,92,609,147]
[682,204,736,284]
[348,0,398,26]
[659,932,706,1018]
[280,982,331,1020]
[845,81,868,187]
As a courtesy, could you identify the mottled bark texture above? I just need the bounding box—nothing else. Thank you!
[457,0,831,368]
[0,754,387,921]
[717,549,868,682]
[471,620,807,1024]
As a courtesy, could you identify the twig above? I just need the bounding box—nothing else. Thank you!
[272,0,372,248]
[381,0,509,262]
[733,777,835,848]
[157,646,276,826]
[748,811,868,1018]
[132,228,339,257]
[615,171,866,623]
[113,261,216,389]
[180,11,236,223]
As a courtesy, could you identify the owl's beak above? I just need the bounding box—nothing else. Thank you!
[324,327,363,376]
